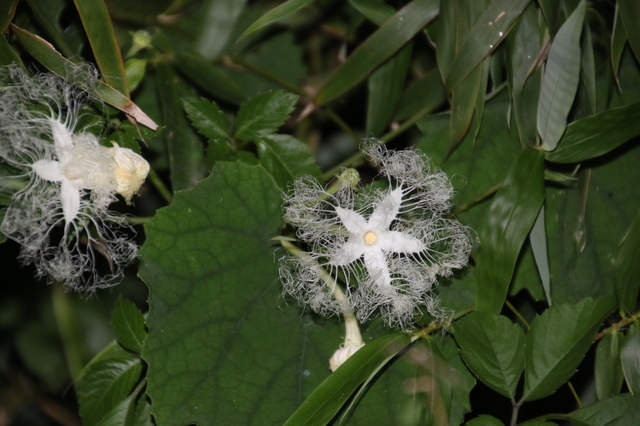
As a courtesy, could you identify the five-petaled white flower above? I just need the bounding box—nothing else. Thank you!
[0,65,149,293]
[280,142,474,331]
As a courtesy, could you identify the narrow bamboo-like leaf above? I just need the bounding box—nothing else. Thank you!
[595,331,624,400]
[538,0,560,34]
[73,0,128,96]
[449,61,485,147]
[256,134,322,189]
[283,333,412,426]
[621,323,640,394]
[611,6,626,84]
[349,0,396,26]
[546,101,640,163]
[24,0,75,59]
[454,312,525,398]
[445,0,530,90]
[614,207,640,314]
[475,148,545,313]
[0,0,18,33]
[11,25,158,130]
[110,297,146,354]
[315,0,438,106]
[565,393,640,426]
[183,97,230,141]
[580,20,596,115]
[235,91,298,141]
[538,0,585,151]
[522,297,615,401]
[195,0,247,60]
[172,51,247,105]
[366,43,412,135]
[77,358,143,426]
[239,0,314,41]
[156,62,206,191]
[618,0,640,65]
[530,205,551,304]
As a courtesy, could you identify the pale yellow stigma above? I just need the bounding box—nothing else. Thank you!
[363,231,377,245]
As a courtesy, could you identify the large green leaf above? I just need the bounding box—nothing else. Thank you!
[614,207,640,313]
[156,62,206,191]
[73,0,129,96]
[24,0,75,59]
[235,91,299,141]
[315,0,438,105]
[10,25,157,130]
[139,162,339,424]
[453,312,525,398]
[349,0,396,26]
[445,0,530,90]
[449,59,487,147]
[522,297,615,401]
[565,393,640,426]
[0,0,17,33]
[546,102,640,163]
[595,331,624,400]
[621,323,640,394]
[77,357,143,426]
[256,134,322,189]
[239,0,314,41]
[538,0,585,151]
[611,6,627,84]
[283,333,412,426]
[475,148,545,313]
[195,0,247,60]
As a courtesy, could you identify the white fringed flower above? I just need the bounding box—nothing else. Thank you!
[280,143,474,330]
[0,65,149,292]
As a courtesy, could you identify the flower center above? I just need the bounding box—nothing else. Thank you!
[363,231,377,245]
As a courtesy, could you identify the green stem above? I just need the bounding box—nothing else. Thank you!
[126,216,153,225]
[506,300,530,329]
[147,169,172,204]
[451,183,501,216]
[52,283,83,383]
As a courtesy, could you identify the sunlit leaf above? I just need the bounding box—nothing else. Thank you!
[538,0,585,151]
[315,0,438,106]
[475,148,545,313]
[73,0,129,96]
[522,297,615,401]
[239,0,314,41]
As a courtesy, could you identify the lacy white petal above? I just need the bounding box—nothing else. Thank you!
[49,119,74,161]
[31,160,64,182]
[368,187,403,230]
[378,230,425,254]
[335,206,367,235]
[329,239,365,266]
[60,179,81,224]
[364,248,391,286]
